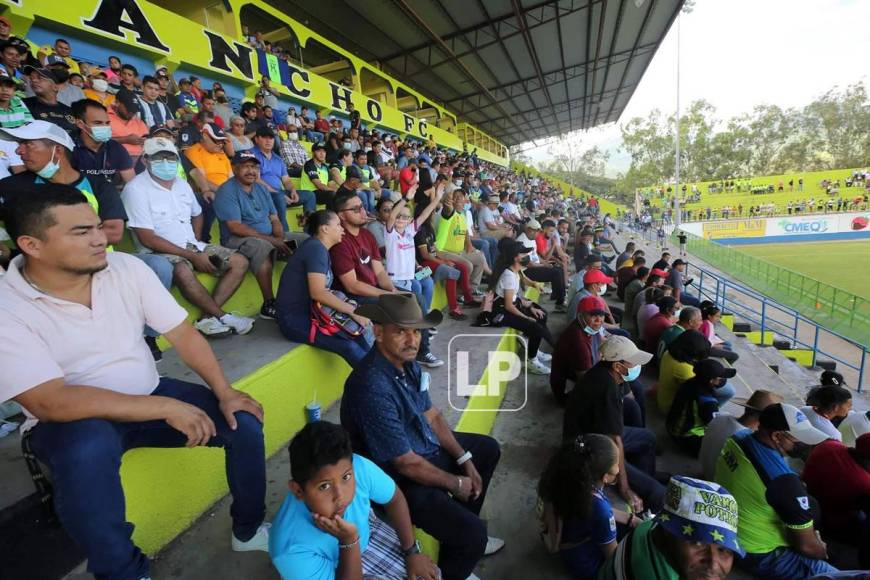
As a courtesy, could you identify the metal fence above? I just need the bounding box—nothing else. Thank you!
[619,219,868,391]
[680,232,870,347]
[683,262,867,392]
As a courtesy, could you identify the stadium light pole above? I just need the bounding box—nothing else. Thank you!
[674,13,681,228]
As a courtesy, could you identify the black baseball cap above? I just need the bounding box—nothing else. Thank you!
[231,150,260,165]
[672,259,687,267]
[693,359,737,381]
[23,66,65,84]
[311,141,327,152]
[346,165,363,180]
[0,74,16,87]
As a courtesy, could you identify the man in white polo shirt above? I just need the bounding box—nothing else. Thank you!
[122,136,255,337]
[0,184,270,580]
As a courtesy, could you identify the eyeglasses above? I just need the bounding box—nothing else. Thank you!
[397,214,412,220]
[340,204,366,214]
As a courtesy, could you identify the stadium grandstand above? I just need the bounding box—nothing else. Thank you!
[1,1,868,580]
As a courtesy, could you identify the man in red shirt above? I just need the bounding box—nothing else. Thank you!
[313,110,329,135]
[550,295,607,405]
[642,296,677,350]
[330,190,441,367]
[802,433,870,545]
[398,157,418,194]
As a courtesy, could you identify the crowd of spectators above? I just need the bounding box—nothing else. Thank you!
[0,21,868,580]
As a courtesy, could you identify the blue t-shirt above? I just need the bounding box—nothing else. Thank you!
[276,237,332,322]
[269,454,396,580]
[213,178,276,244]
[252,146,288,192]
[560,489,617,578]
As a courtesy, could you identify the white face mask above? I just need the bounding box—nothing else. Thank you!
[287,133,298,141]
[91,78,108,92]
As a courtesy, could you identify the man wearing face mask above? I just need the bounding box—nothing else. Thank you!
[715,403,836,579]
[0,120,126,246]
[71,99,134,187]
[551,296,610,405]
[564,335,664,514]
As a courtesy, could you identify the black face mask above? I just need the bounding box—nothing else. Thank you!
[519,255,531,267]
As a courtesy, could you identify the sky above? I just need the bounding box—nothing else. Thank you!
[522,0,870,176]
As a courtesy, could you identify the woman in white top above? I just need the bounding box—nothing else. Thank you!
[491,239,554,375]
[801,384,853,442]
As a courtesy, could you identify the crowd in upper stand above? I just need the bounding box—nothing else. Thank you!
[0,17,868,580]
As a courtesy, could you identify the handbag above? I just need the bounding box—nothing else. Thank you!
[309,290,365,343]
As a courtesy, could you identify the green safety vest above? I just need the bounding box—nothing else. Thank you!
[355,163,372,188]
[300,162,329,191]
[36,175,112,251]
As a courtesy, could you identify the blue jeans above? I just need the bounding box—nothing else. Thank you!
[293,189,316,214]
[714,380,736,407]
[270,190,290,232]
[306,130,324,142]
[472,237,497,268]
[739,546,838,579]
[357,189,376,213]
[395,278,434,356]
[622,425,665,512]
[679,292,700,307]
[135,253,173,338]
[28,377,266,580]
[194,194,216,243]
[278,313,373,366]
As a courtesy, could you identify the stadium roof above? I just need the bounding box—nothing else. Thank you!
[271,0,684,147]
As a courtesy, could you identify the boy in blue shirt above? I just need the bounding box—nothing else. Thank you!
[270,421,439,580]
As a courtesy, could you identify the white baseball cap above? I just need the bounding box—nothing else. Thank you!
[599,335,653,366]
[143,137,178,157]
[760,403,829,445]
[0,120,74,151]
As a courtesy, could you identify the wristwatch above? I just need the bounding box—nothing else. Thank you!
[401,540,422,558]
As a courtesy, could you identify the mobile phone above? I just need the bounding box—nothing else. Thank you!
[287,239,299,252]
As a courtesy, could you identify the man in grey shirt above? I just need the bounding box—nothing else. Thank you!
[699,390,781,480]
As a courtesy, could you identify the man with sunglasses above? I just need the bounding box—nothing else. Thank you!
[330,190,442,369]
[213,151,307,320]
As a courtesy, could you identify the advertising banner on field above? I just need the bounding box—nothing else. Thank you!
[765,216,835,236]
[701,219,767,240]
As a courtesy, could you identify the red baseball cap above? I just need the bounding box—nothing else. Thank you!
[583,269,613,285]
[650,268,668,278]
[578,295,608,315]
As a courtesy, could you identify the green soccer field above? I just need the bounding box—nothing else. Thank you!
[732,240,870,300]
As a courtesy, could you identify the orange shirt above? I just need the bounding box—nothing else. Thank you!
[185,143,232,187]
[108,108,148,157]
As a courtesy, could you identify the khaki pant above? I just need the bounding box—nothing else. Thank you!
[440,250,487,287]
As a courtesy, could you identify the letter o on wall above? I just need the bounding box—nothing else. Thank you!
[366,99,382,122]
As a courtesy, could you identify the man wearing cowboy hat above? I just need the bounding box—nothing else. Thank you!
[340,293,503,580]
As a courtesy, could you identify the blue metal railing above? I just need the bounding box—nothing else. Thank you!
[685,261,867,392]
[620,218,867,391]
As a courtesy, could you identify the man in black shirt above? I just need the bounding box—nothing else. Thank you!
[22,66,75,134]
[563,335,664,512]
[0,120,126,245]
[651,251,671,271]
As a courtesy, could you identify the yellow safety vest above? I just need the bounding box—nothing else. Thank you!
[435,211,467,254]
[299,162,329,191]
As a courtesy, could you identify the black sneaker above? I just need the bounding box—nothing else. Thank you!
[260,299,279,320]
[145,335,162,363]
[416,351,445,368]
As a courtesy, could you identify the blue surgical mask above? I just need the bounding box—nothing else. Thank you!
[464,202,472,211]
[583,325,601,336]
[621,364,641,382]
[150,159,178,181]
[36,146,60,180]
[89,125,112,142]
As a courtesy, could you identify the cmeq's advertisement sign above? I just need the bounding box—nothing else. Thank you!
[678,211,870,244]
[767,216,832,236]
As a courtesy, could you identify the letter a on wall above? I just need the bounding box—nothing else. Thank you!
[82,0,170,52]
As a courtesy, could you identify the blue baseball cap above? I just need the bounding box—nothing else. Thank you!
[657,476,745,557]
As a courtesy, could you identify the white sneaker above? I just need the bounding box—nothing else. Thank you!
[220,313,255,335]
[194,317,232,337]
[232,522,271,552]
[528,358,551,375]
[536,351,552,363]
[484,536,505,556]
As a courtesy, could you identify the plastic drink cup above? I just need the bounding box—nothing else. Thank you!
[305,402,321,423]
